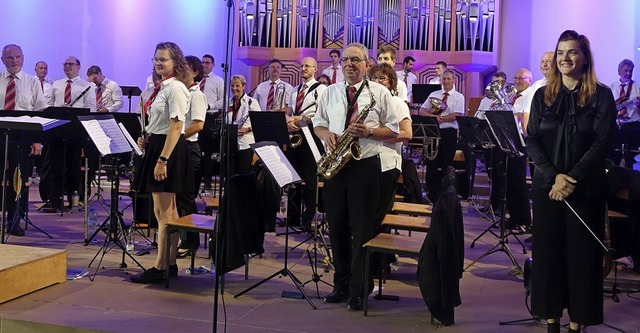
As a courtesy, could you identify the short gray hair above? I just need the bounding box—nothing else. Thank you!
[345,42,368,61]
[231,74,246,86]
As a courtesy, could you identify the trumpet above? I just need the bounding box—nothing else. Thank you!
[289,133,303,148]
[427,97,448,115]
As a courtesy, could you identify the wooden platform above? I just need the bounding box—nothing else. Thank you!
[391,202,432,216]
[0,244,66,304]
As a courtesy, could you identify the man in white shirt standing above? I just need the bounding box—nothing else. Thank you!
[199,54,225,112]
[419,70,463,202]
[253,58,293,111]
[428,61,448,84]
[523,51,553,135]
[86,65,123,113]
[198,54,225,190]
[34,61,53,106]
[609,59,640,168]
[376,46,408,102]
[396,56,417,103]
[321,50,344,84]
[0,44,47,236]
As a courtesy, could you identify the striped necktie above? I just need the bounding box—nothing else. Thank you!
[266,82,275,110]
[295,84,307,115]
[96,83,103,108]
[64,79,72,105]
[3,75,16,110]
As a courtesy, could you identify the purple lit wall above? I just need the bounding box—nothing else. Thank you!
[499,0,640,85]
[1,0,248,110]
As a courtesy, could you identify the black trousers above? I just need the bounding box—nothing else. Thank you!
[284,136,318,227]
[530,190,604,325]
[426,128,457,202]
[177,141,201,248]
[40,138,84,207]
[0,142,32,224]
[609,121,640,168]
[324,156,381,296]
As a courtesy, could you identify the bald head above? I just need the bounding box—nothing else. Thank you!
[300,57,317,81]
[2,44,24,75]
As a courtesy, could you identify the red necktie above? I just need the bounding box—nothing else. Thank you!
[96,83,103,108]
[4,75,16,110]
[511,93,522,104]
[143,84,162,120]
[332,67,337,84]
[347,86,359,124]
[199,76,207,92]
[295,84,306,115]
[619,84,628,117]
[404,72,408,83]
[441,92,449,105]
[39,78,44,92]
[232,98,240,122]
[266,81,275,110]
[64,79,72,105]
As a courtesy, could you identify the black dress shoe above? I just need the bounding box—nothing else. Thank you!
[169,264,178,277]
[323,288,348,303]
[130,267,165,284]
[346,295,363,311]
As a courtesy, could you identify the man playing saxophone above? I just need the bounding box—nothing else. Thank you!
[313,43,398,312]
[284,57,327,231]
[419,70,464,202]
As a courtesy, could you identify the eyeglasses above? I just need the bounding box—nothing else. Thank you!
[340,57,364,64]
[151,57,171,64]
[62,62,78,67]
[370,76,388,82]
[301,64,316,69]
[513,77,530,81]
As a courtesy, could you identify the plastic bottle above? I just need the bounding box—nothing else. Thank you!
[71,191,80,207]
[126,228,135,254]
[88,207,98,231]
[279,192,288,214]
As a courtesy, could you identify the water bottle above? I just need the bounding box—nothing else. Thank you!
[88,207,98,231]
[126,228,135,254]
[279,192,288,214]
[71,191,80,207]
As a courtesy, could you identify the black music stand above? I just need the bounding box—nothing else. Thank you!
[120,86,142,113]
[408,115,440,198]
[0,114,68,243]
[249,111,290,145]
[234,141,317,309]
[411,84,441,106]
[465,111,526,275]
[78,114,145,280]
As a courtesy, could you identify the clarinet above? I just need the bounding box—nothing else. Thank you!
[68,85,92,107]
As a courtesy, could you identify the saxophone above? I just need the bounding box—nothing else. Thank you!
[317,82,376,179]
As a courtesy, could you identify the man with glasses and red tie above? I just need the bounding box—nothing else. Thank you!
[42,56,96,211]
[321,50,344,84]
[0,44,47,236]
[284,57,327,231]
[253,58,293,111]
[419,70,463,202]
[313,43,398,311]
[86,65,123,113]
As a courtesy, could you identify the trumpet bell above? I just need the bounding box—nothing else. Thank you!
[428,97,447,115]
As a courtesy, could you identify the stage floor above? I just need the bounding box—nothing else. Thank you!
[0,181,638,333]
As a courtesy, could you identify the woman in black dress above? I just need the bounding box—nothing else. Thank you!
[526,30,616,333]
[130,42,192,283]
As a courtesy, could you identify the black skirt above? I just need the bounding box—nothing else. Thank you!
[135,133,193,194]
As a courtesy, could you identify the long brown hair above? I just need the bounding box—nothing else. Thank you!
[153,42,189,84]
[544,30,598,107]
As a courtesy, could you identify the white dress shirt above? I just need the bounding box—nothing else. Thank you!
[36,77,54,106]
[476,96,497,119]
[610,79,640,123]
[199,72,225,111]
[145,77,189,135]
[422,88,464,130]
[321,64,344,84]
[313,80,399,159]
[51,76,97,112]
[512,87,533,132]
[396,70,417,102]
[428,77,441,84]
[136,86,156,114]
[525,77,548,114]
[253,79,294,111]
[94,77,123,112]
[395,80,408,102]
[227,93,260,150]
[0,70,47,111]
[186,85,207,142]
[288,78,328,119]
[380,95,411,172]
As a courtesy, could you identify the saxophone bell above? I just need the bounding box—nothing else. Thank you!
[289,133,303,148]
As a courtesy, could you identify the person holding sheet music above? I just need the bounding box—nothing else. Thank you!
[176,55,206,258]
[313,43,398,311]
[526,30,616,333]
[0,44,47,236]
[284,57,327,230]
[228,74,260,175]
[130,42,192,284]
[419,70,463,203]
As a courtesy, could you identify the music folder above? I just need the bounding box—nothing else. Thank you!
[0,115,69,132]
[250,141,301,188]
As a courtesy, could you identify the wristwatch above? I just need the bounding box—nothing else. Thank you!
[158,156,168,162]
[367,128,374,139]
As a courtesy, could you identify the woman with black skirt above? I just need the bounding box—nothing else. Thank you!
[130,42,193,283]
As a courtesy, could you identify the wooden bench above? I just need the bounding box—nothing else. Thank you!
[382,214,430,233]
[391,202,432,216]
[164,214,216,287]
[202,197,220,215]
[363,233,424,316]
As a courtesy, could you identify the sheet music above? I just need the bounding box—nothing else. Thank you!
[301,126,322,162]
[0,116,58,127]
[78,117,132,156]
[119,123,143,156]
[252,144,301,188]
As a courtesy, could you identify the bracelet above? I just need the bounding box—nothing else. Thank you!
[156,160,167,165]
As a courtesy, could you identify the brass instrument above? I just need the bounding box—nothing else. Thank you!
[317,81,376,179]
[289,132,303,148]
[427,97,448,115]
[423,137,439,160]
[484,80,515,112]
[273,82,286,110]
